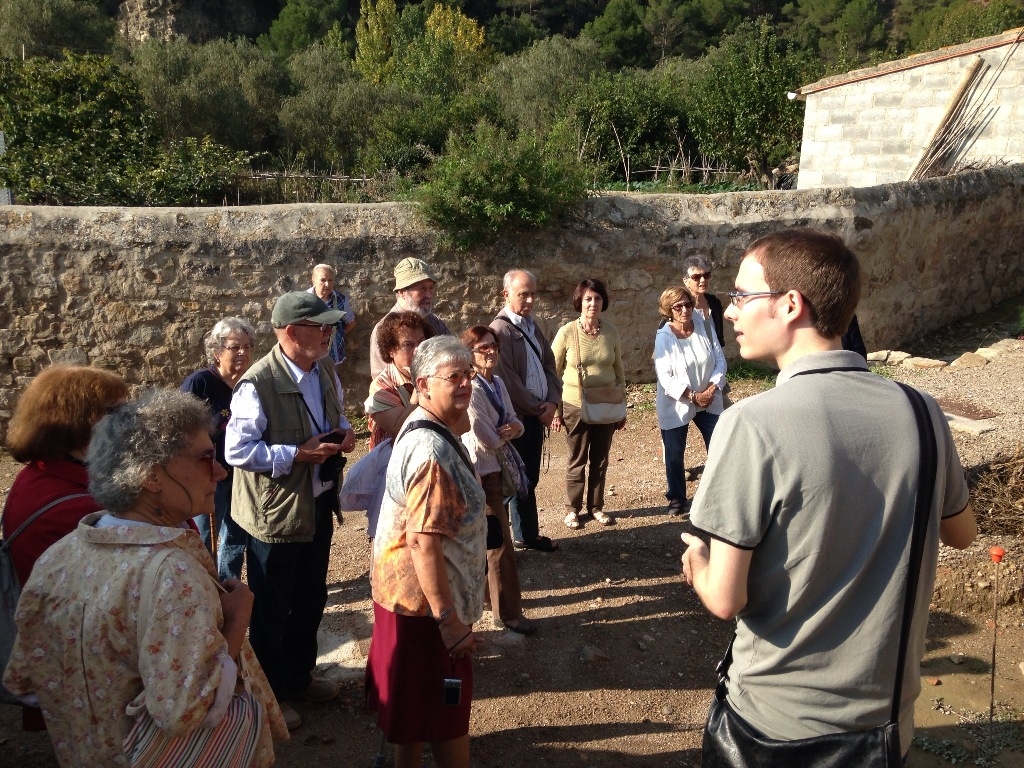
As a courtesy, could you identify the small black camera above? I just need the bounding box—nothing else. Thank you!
[442,677,462,706]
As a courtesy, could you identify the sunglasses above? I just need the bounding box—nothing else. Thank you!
[687,272,711,282]
[672,301,695,311]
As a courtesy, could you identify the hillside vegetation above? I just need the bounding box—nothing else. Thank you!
[0,0,1021,245]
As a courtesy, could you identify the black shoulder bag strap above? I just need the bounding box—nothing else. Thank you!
[495,315,543,361]
[716,380,938,730]
[1,493,91,550]
[399,419,475,475]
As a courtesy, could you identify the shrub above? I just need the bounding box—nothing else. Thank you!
[415,121,589,249]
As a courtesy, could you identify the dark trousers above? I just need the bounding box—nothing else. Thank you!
[661,411,719,503]
[509,414,544,544]
[562,402,617,513]
[246,492,335,697]
[482,472,523,622]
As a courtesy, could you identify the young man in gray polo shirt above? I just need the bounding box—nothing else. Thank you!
[682,228,976,759]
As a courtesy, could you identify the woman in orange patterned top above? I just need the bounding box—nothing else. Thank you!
[366,336,487,768]
[4,389,288,767]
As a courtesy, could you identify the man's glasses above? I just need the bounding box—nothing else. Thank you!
[672,301,695,312]
[430,369,474,385]
[727,290,785,307]
[292,322,336,332]
[687,272,711,282]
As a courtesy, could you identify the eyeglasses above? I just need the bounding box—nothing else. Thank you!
[430,369,474,385]
[687,272,711,282]
[396,341,422,351]
[222,343,252,354]
[472,343,498,353]
[727,290,785,307]
[671,301,695,312]
[292,322,336,332]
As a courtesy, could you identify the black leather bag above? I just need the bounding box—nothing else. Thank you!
[701,382,937,768]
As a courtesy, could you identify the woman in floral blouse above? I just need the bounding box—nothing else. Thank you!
[4,389,288,767]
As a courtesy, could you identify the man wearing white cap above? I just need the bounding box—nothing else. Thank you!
[368,257,452,378]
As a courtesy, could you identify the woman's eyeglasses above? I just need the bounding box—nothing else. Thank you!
[687,272,711,282]
[472,343,498,353]
[430,369,474,385]
[672,301,695,312]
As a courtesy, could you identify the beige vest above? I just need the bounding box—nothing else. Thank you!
[231,345,342,543]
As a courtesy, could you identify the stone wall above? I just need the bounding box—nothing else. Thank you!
[796,29,1024,189]
[1,164,1023,436]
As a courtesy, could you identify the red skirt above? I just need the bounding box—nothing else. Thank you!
[365,601,474,744]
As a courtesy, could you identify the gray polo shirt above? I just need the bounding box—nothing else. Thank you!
[691,350,969,754]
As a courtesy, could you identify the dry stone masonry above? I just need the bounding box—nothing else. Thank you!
[1,164,1023,439]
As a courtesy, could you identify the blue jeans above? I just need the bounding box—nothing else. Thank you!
[661,410,719,504]
[246,494,335,697]
[192,478,248,582]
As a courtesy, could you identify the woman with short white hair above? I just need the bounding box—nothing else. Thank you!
[366,336,487,768]
[180,315,255,580]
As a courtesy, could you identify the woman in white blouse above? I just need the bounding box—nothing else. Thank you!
[654,285,727,517]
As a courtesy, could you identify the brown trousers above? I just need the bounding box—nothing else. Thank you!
[481,471,523,623]
[562,401,618,513]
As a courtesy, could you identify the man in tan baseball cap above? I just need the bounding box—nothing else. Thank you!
[369,258,452,377]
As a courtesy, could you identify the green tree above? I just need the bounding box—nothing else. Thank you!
[0,54,156,204]
[686,17,806,185]
[0,0,115,59]
[128,38,287,153]
[782,0,886,67]
[0,54,249,205]
[354,0,398,84]
[644,0,689,61]
[560,68,688,185]
[260,0,359,59]
[483,35,604,137]
[278,44,374,170]
[394,4,491,96]
[914,0,1024,52]
[416,119,589,248]
[581,0,653,69]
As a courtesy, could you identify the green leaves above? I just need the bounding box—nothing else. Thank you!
[0,54,251,205]
[415,121,589,249]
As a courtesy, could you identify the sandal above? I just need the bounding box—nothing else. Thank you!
[591,510,615,526]
[503,617,538,636]
[564,511,582,530]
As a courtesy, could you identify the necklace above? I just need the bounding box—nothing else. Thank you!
[579,318,601,337]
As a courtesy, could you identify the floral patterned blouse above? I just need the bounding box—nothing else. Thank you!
[3,512,288,767]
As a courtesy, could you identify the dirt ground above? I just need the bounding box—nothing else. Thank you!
[3,306,1024,768]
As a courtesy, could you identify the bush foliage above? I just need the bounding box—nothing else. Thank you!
[1,0,1018,239]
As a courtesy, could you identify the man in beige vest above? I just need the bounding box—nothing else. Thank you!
[225,291,356,731]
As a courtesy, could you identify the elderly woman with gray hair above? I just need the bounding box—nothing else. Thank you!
[180,316,255,580]
[366,336,487,768]
[4,389,288,767]
[682,255,725,347]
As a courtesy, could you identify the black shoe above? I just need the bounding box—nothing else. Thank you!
[512,536,560,552]
[667,500,687,517]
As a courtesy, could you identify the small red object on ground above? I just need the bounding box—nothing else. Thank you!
[989,546,1006,563]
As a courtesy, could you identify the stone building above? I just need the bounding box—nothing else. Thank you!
[795,28,1024,189]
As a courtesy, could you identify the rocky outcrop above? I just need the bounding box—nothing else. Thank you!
[118,0,276,43]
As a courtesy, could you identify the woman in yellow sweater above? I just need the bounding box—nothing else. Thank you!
[551,278,626,531]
